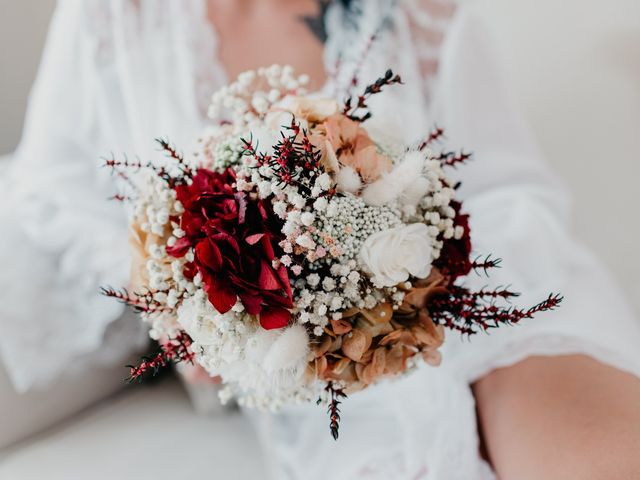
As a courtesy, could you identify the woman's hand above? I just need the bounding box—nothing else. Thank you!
[474,355,640,479]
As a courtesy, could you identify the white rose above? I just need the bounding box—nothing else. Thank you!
[358,223,433,287]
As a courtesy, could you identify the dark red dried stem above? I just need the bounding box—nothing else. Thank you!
[241,135,269,166]
[108,193,133,203]
[104,152,186,189]
[471,255,502,276]
[343,69,403,122]
[418,126,445,151]
[510,294,564,322]
[126,331,194,382]
[104,156,145,171]
[436,150,473,168]
[431,287,563,335]
[126,334,195,383]
[323,382,347,441]
[100,287,171,314]
[242,119,324,197]
[156,137,194,179]
[450,285,520,301]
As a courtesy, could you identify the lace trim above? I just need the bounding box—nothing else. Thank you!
[316,0,457,102]
[82,0,458,117]
[405,0,457,82]
[455,333,640,384]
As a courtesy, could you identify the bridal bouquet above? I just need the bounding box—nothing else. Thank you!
[104,65,561,438]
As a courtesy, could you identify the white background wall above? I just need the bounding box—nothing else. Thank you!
[0,0,56,154]
[0,0,638,312]
[471,0,640,315]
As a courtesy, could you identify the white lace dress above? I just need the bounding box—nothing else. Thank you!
[1,1,639,478]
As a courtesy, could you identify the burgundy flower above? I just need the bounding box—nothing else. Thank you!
[434,200,472,279]
[169,168,293,330]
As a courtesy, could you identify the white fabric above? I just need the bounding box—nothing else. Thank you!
[0,359,135,450]
[1,0,639,478]
[0,379,265,480]
[0,0,151,392]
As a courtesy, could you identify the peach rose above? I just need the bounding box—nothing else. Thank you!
[321,114,393,183]
[269,97,393,183]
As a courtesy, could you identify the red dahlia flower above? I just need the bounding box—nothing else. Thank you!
[168,168,293,330]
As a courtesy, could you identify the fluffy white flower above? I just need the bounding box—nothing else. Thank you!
[262,324,310,374]
[273,201,288,218]
[287,210,302,223]
[280,255,292,267]
[336,166,363,194]
[237,70,256,86]
[325,201,339,218]
[257,181,272,198]
[291,194,306,210]
[295,234,316,250]
[282,221,297,236]
[400,176,431,207]
[300,212,315,226]
[330,296,343,311]
[268,89,281,103]
[361,150,426,206]
[315,173,332,191]
[322,277,336,292]
[244,329,279,364]
[313,197,328,212]
[359,223,433,287]
[306,273,321,287]
[347,271,361,283]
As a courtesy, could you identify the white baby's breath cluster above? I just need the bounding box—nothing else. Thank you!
[208,64,310,134]
[191,126,228,170]
[131,174,193,339]
[177,290,321,410]
[411,154,466,258]
[314,194,403,261]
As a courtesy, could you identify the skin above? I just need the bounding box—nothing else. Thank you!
[205,1,640,475]
[474,355,640,479]
[207,0,327,91]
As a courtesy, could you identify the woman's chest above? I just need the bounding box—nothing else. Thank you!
[206,0,328,91]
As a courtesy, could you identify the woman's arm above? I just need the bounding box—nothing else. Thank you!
[430,6,640,477]
[0,0,141,392]
[474,355,640,479]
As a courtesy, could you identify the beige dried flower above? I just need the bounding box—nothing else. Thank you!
[309,268,449,391]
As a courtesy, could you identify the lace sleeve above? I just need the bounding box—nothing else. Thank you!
[0,0,145,392]
[402,0,458,95]
[431,8,640,382]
